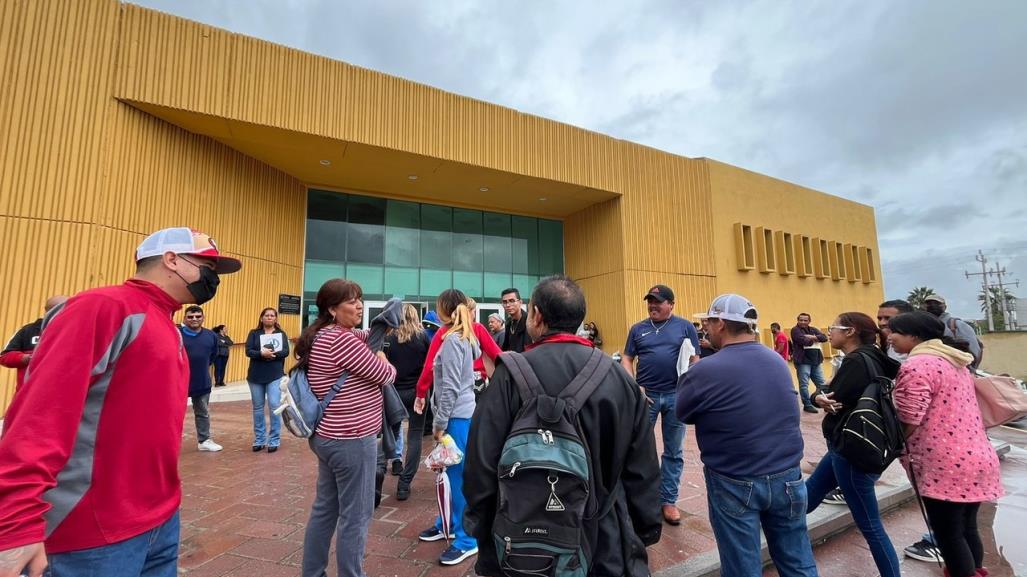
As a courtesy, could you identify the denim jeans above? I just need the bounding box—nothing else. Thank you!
[794,363,825,407]
[46,511,180,577]
[806,448,900,577]
[647,390,685,504]
[303,435,377,577]
[433,417,477,551]
[249,379,282,447]
[396,386,426,487]
[704,466,818,577]
[190,393,210,443]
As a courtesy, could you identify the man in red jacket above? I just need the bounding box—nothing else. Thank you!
[0,296,67,392]
[0,227,241,577]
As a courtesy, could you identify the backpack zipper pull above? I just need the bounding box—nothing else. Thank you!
[505,536,512,554]
[538,429,554,445]
[509,461,521,477]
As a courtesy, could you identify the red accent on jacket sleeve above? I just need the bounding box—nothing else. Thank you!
[0,350,28,368]
[415,329,447,399]
[0,295,126,550]
[475,324,502,361]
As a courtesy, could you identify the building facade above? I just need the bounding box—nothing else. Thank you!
[0,0,884,410]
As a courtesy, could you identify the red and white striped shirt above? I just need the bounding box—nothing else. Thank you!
[308,326,396,439]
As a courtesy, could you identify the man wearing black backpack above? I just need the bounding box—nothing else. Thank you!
[465,275,662,577]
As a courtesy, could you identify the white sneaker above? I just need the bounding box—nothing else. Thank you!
[198,439,223,452]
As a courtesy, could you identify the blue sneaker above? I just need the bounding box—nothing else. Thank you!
[418,527,450,542]
[439,544,478,565]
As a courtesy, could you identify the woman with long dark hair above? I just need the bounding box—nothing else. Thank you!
[805,311,902,577]
[889,311,1002,577]
[385,303,430,501]
[297,279,396,577]
[245,307,289,453]
[413,289,481,566]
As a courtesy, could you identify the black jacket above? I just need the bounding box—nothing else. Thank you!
[464,342,662,577]
[501,313,532,353]
[817,344,900,439]
[245,328,290,384]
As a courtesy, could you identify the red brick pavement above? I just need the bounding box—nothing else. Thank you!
[178,401,911,577]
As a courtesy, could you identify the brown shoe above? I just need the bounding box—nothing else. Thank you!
[662,504,681,525]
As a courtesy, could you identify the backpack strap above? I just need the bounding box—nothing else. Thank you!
[500,351,545,404]
[558,348,611,418]
[319,372,348,411]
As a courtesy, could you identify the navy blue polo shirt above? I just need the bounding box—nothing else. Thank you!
[624,315,699,394]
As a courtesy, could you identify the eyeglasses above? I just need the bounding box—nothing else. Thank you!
[185,315,203,320]
[501,299,519,305]
[827,325,852,332]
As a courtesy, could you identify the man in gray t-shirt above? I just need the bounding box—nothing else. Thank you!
[921,295,980,364]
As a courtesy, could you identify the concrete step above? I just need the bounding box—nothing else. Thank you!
[654,482,915,577]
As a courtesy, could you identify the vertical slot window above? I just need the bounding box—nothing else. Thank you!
[756,227,776,273]
[734,223,756,270]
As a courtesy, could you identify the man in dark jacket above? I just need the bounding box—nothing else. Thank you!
[180,305,222,452]
[465,275,661,577]
[0,296,66,392]
[790,313,828,413]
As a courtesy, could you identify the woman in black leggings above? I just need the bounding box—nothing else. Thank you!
[889,312,1003,577]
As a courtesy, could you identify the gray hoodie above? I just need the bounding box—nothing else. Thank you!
[431,332,481,432]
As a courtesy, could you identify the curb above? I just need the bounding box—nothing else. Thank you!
[653,482,915,577]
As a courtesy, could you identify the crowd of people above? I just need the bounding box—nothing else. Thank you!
[0,225,1007,577]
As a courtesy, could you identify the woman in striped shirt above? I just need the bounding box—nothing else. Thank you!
[296,279,396,577]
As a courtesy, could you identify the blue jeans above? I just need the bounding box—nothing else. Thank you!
[434,417,477,551]
[705,466,818,577]
[806,449,900,577]
[795,363,825,407]
[249,379,282,447]
[647,390,685,504]
[46,511,179,577]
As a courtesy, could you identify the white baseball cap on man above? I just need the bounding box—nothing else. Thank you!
[694,294,758,325]
[135,227,242,274]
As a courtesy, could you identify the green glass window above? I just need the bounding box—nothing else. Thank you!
[304,189,563,315]
[384,266,419,298]
[385,200,420,267]
[511,216,538,274]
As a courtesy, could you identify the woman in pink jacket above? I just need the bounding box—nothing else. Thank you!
[888,311,1002,577]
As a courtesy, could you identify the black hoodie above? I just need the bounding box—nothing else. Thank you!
[817,344,900,440]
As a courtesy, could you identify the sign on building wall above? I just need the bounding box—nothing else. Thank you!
[278,294,302,315]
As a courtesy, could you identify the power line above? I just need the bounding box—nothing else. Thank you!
[965,250,994,332]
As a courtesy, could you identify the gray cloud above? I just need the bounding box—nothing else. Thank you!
[131,0,1027,320]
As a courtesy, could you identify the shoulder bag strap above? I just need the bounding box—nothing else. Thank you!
[319,372,348,411]
[559,348,611,417]
[500,351,545,403]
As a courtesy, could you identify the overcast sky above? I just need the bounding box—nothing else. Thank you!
[133,0,1026,321]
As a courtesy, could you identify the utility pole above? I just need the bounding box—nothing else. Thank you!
[966,250,994,332]
[992,262,1020,331]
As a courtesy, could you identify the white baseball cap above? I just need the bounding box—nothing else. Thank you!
[135,227,242,274]
[695,293,758,325]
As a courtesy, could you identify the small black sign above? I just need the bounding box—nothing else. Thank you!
[278,293,302,315]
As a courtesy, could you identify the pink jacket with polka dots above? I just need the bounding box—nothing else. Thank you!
[893,351,1003,502]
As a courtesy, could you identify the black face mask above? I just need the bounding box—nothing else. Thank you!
[176,259,221,305]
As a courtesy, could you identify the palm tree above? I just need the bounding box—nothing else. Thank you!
[979,286,1016,331]
[906,286,937,309]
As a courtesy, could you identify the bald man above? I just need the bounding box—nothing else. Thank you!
[1,296,68,391]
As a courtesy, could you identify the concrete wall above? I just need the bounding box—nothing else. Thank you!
[980,332,1027,380]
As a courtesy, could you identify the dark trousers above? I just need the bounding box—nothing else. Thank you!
[213,355,229,385]
[923,498,983,577]
[396,386,426,487]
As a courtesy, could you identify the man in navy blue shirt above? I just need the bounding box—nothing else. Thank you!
[180,305,223,452]
[677,294,817,577]
[620,284,699,525]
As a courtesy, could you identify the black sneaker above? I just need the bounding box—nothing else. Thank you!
[396,484,410,501]
[822,488,846,505]
[904,539,944,562]
[439,544,478,565]
[391,459,402,476]
[803,405,819,413]
[418,527,451,542]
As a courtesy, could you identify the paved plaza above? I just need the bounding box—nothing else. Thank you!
[176,396,1027,577]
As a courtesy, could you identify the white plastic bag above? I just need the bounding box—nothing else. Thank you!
[424,433,463,470]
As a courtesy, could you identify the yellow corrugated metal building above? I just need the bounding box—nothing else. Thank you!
[0,0,884,412]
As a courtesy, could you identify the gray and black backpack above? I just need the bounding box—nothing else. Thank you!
[493,348,611,577]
